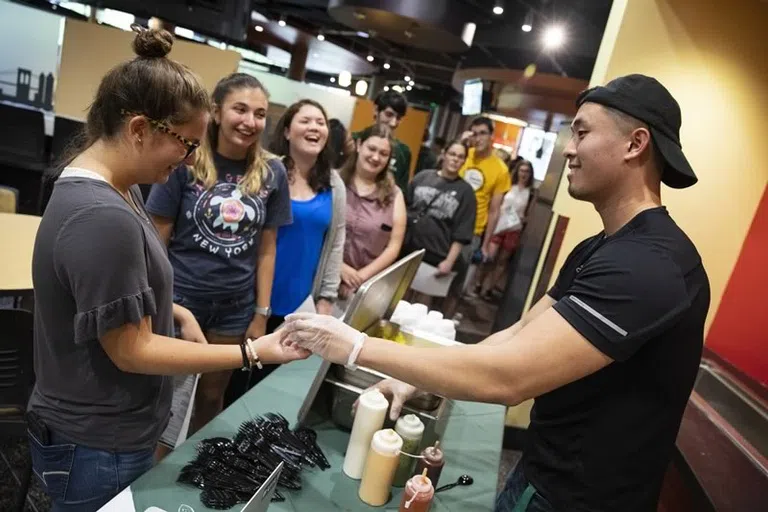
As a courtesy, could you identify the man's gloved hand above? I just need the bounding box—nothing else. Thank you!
[280,313,365,366]
[354,378,421,421]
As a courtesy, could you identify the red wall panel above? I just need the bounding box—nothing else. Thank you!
[706,184,768,388]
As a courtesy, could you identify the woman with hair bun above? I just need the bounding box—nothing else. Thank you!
[28,26,308,511]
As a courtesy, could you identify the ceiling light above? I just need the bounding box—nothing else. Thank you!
[355,80,368,96]
[522,10,533,32]
[383,86,389,91]
[404,75,411,82]
[278,16,286,27]
[493,1,504,15]
[317,32,325,41]
[255,25,264,32]
[338,71,352,87]
[330,77,336,83]
[409,80,415,86]
[366,54,374,62]
[383,61,391,70]
[543,25,565,49]
[406,85,412,91]
[392,85,404,93]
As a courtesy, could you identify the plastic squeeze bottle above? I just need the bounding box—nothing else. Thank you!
[358,428,404,506]
[392,414,425,487]
[399,469,435,512]
[414,441,445,489]
[343,389,389,479]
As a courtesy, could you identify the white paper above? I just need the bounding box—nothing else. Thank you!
[409,262,457,297]
[175,374,199,448]
[97,486,136,511]
[294,294,317,314]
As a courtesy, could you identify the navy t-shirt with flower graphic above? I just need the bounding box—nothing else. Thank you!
[146,153,292,300]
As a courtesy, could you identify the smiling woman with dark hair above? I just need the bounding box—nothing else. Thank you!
[224,99,346,397]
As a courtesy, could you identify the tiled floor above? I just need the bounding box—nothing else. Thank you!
[0,436,521,511]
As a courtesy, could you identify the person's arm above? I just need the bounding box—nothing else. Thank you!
[482,166,512,255]
[100,317,307,375]
[358,188,407,282]
[283,241,688,406]
[247,227,277,339]
[149,215,207,343]
[437,184,475,276]
[436,242,463,276]
[357,307,612,405]
[482,192,504,255]
[248,160,293,336]
[316,179,346,315]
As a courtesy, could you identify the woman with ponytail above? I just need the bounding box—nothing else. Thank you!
[29,28,307,511]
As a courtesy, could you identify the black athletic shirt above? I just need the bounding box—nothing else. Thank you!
[523,206,710,511]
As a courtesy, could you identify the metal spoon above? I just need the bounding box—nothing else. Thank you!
[435,474,474,493]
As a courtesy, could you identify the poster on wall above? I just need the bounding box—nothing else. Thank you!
[0,0,63,111]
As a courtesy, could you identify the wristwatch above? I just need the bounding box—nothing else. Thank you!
[254,306,272,318]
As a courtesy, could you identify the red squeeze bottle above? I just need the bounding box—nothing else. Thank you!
[399,469,435,512]
[414,441,444,489]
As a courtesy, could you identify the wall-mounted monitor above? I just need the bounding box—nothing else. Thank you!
[462,79,484,116]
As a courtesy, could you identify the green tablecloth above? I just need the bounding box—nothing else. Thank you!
[127,357,505,511]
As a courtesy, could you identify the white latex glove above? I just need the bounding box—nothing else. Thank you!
[280,313,365,366]
[354,378,420,421]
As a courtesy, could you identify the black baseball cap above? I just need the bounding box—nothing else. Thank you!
[576,74,697,189]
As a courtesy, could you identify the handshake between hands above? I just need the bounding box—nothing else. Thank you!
[279,313,422,421]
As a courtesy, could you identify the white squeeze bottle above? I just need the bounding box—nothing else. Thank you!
[344,389,389,479]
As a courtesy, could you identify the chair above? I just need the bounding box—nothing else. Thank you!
[0,308,35,512]
[0,104,47,172]
[0,185,19,213]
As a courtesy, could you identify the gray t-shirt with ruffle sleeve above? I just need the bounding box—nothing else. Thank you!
[28,175,174,451]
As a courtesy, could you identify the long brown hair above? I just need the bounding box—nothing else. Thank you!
[339,124,396,206]
[268,99,333,192]
[190,73,278,195]
[54,26,210,174]
[511,159,534,188]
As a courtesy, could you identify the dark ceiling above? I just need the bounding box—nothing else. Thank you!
[253,0,614,91]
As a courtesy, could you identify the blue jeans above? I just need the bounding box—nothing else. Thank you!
[495,463,555,512]
[174,289,255,337]
[28,430,154,512]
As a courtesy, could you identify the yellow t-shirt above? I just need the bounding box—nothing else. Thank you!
[459,148,512,235]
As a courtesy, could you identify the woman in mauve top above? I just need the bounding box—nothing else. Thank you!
[339,124,406,299]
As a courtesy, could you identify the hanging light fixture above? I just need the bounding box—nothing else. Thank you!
[355,80,369,96]
[338,71,352,87]
[522,10,533,32]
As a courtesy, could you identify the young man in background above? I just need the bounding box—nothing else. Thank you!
[353,90,412,195]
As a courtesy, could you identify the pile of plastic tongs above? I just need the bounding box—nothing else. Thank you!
[178,413,329,509]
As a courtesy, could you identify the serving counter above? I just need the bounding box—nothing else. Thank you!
[106,357,505,511]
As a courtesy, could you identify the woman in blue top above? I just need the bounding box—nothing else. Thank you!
[227,99,347,400]
[146,73,292,438]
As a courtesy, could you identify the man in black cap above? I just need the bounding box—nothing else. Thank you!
[281,74,710,511]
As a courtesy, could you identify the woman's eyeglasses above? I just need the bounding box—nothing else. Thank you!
[121,109,200,159]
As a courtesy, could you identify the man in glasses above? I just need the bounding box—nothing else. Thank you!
[458,117,512,294]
